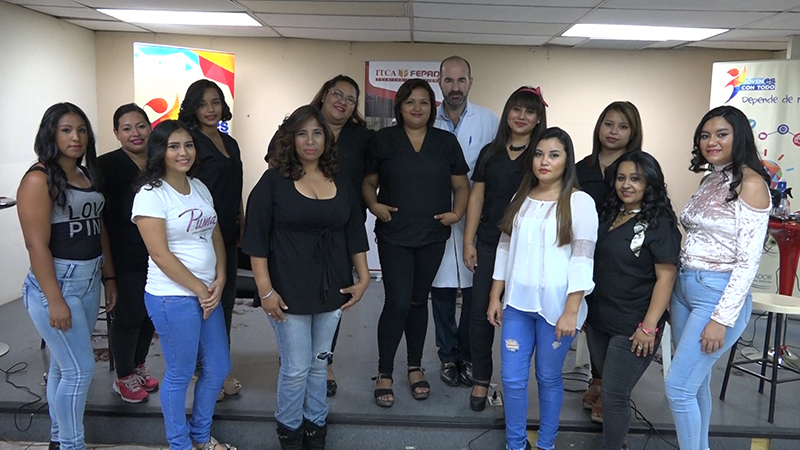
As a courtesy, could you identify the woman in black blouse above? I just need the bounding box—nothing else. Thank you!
[363,78,470,407]
[243,105,370,449]
[178,79,244,400]
[585,151,680,448]
[461,86,547,411]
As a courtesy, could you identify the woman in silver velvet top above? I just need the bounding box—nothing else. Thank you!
[664,105,770,450]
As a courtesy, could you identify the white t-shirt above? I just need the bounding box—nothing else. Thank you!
[132,177,218,296]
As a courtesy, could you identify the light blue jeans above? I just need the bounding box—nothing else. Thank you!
[500,306,575,450]
[665,269,752,450]
[23,256,103,450]
[270,309,342,430]
[144,293,231,450]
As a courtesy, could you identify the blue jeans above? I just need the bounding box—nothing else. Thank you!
[23,256,103,450]
[271,309,342,430]
[430,286,472,364]
[665,269,752,450]
[500,306,574,450]
[144,293,231,450]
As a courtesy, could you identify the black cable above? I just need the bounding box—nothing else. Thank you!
[0,361,48,432]
[467,389,504,450]
[630,399,679,449]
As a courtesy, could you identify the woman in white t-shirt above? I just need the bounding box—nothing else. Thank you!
[488,127,598,450]
[132,120,235,450]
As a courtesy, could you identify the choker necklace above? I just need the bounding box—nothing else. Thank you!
[620,208,641,216]
[508,141,530,152]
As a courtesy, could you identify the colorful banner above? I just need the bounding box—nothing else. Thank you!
[134,42,235,133]
[710,59,800,294]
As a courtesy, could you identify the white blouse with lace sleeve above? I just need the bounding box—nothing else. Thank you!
[492,190,598,328]
[679,165,770,327]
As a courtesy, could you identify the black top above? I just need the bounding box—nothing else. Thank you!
[586,216,681,336]
[97,149,148,272]
[472,144,529,245]
[242,169,369,315]
[365,125,469,247]
[576,155,606,214]
[191,129,243,245]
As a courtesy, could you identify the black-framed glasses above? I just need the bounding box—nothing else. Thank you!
[330,89,357,106]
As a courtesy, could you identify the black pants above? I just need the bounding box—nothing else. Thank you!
[109,270,155,378]
[585,322,660,450]
[469,240,500,382]
[221,242,238,342]
[377,240,446,376]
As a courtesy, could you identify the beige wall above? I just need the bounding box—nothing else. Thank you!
[95,32,772,220]
[0,3,97,306]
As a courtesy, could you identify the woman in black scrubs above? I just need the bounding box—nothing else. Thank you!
[178,79,244,400]
[364,78,470,407]
[461,86,547,411]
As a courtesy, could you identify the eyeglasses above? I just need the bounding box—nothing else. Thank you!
[329,89,357,106]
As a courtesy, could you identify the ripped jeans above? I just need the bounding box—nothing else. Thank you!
[500,306,575,450]
[270,309,342,430]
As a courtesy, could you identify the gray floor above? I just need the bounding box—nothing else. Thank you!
[2,280,800,449]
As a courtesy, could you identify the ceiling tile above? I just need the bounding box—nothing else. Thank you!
[136,23,280,37]
[4,0,82,6]
[744,11,800,30]
[547,36,589,46]
[414,17,566,35]
[602,0,800,12]
[274,27,409,41]
[414,31,549,46]
[711,28,798,42]
[687,40,788,50]
[574,39,653,50]
[24,5,111,20]
[241,1,406,16]
[413,3,589,23]
[582,8,771,28]
[644,40,688,49]
[256,13,408,30]
[415,0,600,5]
[64,18,150,32]
[76,0,246,11]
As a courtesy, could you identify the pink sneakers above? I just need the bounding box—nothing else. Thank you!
[135,364,159,392]
[113,373,149,403]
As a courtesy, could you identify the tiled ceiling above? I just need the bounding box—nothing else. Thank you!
[5,0,800,51]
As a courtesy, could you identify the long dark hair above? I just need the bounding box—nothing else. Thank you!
[113,103,150,131]
[588,101,643,167]
[177,79,232,128]
[272,105,338,181]
[499,127,579,246]
[310,74,367,127]
[477,86,548,175]
[393,78,437,128]
[33,102,98,207]
[135,120,195,191]
[690,105,770,202]
[600,151,677,230]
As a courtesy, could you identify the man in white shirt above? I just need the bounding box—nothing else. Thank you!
[432,56,499,387]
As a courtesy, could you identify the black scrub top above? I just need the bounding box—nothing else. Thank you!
[242,169,369,315]
[472,144,529,246]
[576,155,607,214]
[191,129,244,245]
[365,125,469,248]
[586,215,681,337]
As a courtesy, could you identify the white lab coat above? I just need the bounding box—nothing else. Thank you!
[432,101,499,288]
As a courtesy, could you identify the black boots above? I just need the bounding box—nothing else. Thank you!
[277,422,304,450]
[277,419,328,450]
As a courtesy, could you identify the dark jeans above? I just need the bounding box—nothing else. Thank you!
[585,322,660,450]
[469,240,499,382]
[221,243,238,342]
[430,286,471,364]
[109,270,155,378]
[377,239,446,376]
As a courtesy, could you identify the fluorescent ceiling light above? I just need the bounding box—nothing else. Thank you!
[98,9,261,27]
[563,24,727,41]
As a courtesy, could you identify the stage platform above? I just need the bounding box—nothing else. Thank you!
[2,281,800,449]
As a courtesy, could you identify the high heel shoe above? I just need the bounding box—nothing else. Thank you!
[407,367,430,400]
[470,380,490,411]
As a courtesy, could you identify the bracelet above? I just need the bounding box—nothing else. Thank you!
[260,288,275,300]
[638,323,659,336]
[101,276,116,284]
[464,242,476,248]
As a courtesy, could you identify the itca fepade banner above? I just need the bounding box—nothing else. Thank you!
[710,59,800,294]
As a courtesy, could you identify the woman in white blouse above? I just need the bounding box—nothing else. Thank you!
[488,127,598,450]
[664,106,770,450]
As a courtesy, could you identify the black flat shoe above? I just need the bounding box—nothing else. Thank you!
[326,379,337,397]
[470,380,490,411]
[440,362,460,387]
[48,442,60,450]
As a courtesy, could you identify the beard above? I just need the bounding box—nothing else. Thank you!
[444,90,467,109]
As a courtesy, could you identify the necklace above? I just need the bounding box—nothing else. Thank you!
[508,141,530,152]
[620,208,641,215]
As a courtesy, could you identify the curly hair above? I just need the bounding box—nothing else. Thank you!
[689,105,770,202]
[135,120,195,192]
[600,151,677,230]
[33,102,98,207]
[178,79,232,128]
[588,101,643,168]
[272,105,338,181]
[310,75,367,127]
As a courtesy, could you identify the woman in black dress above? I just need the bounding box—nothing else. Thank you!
[364,78,470,407]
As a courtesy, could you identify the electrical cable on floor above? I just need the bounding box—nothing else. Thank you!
[1,361,47,432]
[630,399,679,450]
[467,389,504,450]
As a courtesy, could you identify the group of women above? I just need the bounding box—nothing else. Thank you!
[18,68,770,450]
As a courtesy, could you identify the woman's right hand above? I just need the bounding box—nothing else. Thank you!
[368,203,398,222]
[261,291,289,322]
[49,300,72,331]
[487,297,503,327]
[199,279,224,319]
[463,243,478,273]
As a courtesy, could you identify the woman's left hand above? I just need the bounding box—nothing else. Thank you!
[555,312,577,340]
[630,328,656,357]
[700,319,727,354]
[340,280,369,311]
[104,280,118,312]
[434,211,460,226]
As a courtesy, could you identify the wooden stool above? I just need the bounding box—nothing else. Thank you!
[719,292,800,423]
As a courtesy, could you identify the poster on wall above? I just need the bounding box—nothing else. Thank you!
[134,42,235,133]
[363,61,443,275]
[710,59,800,294]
